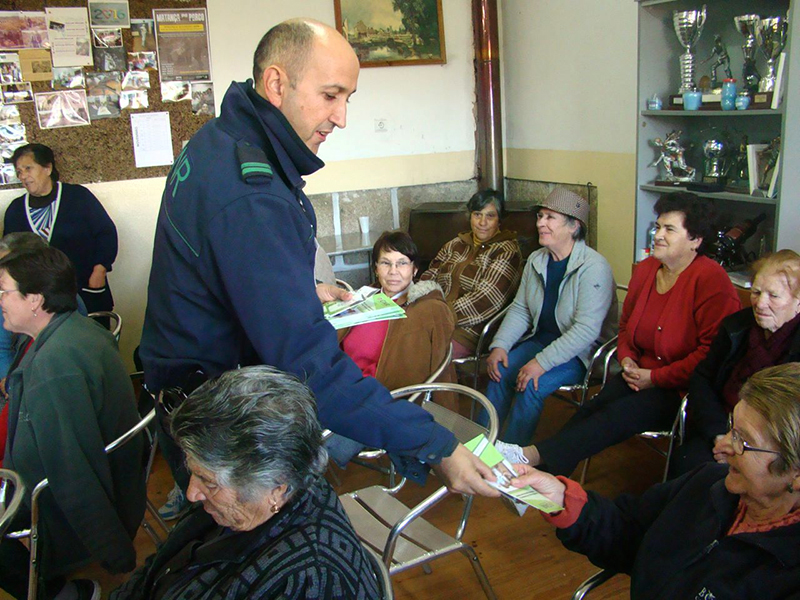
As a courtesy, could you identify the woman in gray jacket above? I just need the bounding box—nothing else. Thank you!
[480,189,617,445]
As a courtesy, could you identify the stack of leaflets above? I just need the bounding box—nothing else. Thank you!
[323,285,406,330]
[465,433,563,514]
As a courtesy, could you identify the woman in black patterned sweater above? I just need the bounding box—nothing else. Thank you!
[420,189,522,358]
[110,367,380,600]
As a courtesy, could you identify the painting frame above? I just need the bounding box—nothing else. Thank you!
[334,0,446,68]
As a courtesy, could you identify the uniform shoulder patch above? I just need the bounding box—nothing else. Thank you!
[235,140,273,184]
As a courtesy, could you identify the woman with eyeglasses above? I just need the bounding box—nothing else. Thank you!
[504,363,800,599]
[673,250,800,475]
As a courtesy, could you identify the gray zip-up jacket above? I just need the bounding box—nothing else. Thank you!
[489,240,618,371]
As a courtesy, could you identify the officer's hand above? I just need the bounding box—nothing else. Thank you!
[432,443,500,497]
[316,283,353,304]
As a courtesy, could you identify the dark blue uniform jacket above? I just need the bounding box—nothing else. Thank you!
[140,81,457,480]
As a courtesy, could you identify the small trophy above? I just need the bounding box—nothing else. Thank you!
[652,131,696,183]
[756,17,789,92]
[703,139,727,184]
[734,15,762,93]
[673,6,707,93]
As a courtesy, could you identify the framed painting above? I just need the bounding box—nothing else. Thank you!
[334,0,446,68]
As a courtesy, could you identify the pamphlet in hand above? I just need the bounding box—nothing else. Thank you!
[465,433,563,514]
[324,285,406,330]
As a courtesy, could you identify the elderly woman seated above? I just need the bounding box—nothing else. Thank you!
[0,247,143,600]
[498,192,741,474]
[506,363,800,598]
[673,250,800,475]
[420,189,522,358]
[480,188,617,446]
[110,366,380,600]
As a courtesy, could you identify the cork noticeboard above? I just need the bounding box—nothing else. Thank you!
[1,0,211,188]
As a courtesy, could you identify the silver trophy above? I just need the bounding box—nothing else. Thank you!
[703,139,727,184]
[652,131,696,182]
[673,6,707,93]
[734,14,762,93]
[756,17,789,92]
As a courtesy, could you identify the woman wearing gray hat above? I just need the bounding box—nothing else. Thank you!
[479,188,617,446]
[498,192,742,477]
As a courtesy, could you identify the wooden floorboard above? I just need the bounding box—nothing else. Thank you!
[3,396,670,599]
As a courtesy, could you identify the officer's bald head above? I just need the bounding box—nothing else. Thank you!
[253,18,339,90]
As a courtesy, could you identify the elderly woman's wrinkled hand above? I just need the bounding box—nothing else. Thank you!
[516,358,546,392]
[509,464,567,508]
[487,348,509,382]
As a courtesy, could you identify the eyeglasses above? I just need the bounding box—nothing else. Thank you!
[727,414,782,457]
[377,259,413,271]
[0,288,19,299]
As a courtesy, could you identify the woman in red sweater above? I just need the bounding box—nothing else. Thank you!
[498,192,741,476]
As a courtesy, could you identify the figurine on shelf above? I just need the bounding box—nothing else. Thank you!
[759,136,781,191]
[651,130,696,182]
[732,135,749,186]
[703,35,733,90]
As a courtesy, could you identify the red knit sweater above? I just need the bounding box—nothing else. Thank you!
[618,256,741,390]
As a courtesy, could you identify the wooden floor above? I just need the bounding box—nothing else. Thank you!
[3,396,669,600]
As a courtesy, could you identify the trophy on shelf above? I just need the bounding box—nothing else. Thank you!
[673,6,707,93]
[652,131,696,183]
[756,17,789,92]
[734,14,762,93]
[703,139,728,184]
[703,35,732,90]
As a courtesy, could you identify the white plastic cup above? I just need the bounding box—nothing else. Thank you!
[359,216,370,234]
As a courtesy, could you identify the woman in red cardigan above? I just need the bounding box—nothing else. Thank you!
[497,192,742,476]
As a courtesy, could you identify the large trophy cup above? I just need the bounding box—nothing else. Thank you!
[734,14,762,93]
[756,17,789,92]
[673,6,707,93]
[703,139,727,184]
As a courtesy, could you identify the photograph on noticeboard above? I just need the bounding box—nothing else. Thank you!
[122,70,150,90]
[153,9,211,82]
[0,53,22,83]
[20,49,53,82]
[0,122,27,161]
[45,7,92,68]
[0,12,49,51]
[0,105,21,125]
[88,1,131,30]
[1,82,33,103]
[191,82,214,116]
[131,19,155,52]
[34,89,91,129]
[120,89,148,110]
[86,71,122,120]
[92,28,123,48]
[52,66,85,89]
[160,81,190,103]
[128,51,157,71]
[0,163,20,185]
[93,45,126,72]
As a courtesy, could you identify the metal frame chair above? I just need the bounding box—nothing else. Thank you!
[339,382,500,600]
[571,570,619,600]
[335,278,355,292]
[452,305,511,390]
[578,340,690,484]
[6,409,155,600]
[0,469,25,538]
[87,310,122,342]
[363,544,395,600]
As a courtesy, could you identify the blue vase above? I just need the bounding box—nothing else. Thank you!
[735,93,751,110]
[721,79,737,111]
[683,91,702,111]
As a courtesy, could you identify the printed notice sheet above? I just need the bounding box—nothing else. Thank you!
[131,111,173,168]
[45,7,92,67]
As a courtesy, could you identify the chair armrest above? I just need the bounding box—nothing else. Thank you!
[0,469,25,538]
[572,570,617,600]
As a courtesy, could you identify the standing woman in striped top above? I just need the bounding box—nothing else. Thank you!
[4,143,118,314]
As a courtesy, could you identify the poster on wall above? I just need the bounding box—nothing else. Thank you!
[153,9,211,82]
[45,7,92,67]
[34,89,91,129]
[0,12,48,50]
[88,0,130,30]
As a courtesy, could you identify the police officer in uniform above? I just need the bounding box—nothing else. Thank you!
[141,18,497,500]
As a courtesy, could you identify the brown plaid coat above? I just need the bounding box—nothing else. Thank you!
[420,229,522,350]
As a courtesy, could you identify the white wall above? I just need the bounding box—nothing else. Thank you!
[500,0,638,280]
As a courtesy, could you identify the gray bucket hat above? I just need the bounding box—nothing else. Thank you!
[536,188,589,228]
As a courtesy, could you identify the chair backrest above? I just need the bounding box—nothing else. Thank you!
[0,468,25,538]
[336,278,355,293]
[17,408,155,600]
[88,310,122,342]
[363,544,394,599]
